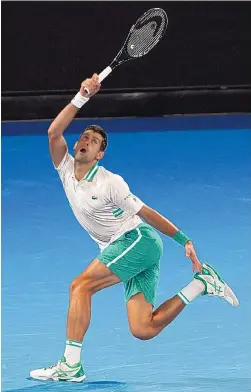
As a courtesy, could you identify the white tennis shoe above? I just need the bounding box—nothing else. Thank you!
[194,263,239,307]
[30,356,86,382]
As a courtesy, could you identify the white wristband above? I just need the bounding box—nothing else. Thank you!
[71,92,89,108]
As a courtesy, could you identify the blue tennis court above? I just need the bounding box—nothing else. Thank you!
[2,114,251,392]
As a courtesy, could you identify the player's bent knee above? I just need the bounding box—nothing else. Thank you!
[130,326,154,341]
[70,274,95,296]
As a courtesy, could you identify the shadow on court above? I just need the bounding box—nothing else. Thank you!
[3,378,250,392]
[7,381,127,392]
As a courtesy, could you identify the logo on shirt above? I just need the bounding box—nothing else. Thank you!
[124,193,132,201]
[92,196,98,200]
[124,193,137,202]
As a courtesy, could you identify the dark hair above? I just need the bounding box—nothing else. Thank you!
[84,125,108,151]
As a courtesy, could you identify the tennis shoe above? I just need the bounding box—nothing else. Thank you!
[194,263,239,307]
[29,356,86,382]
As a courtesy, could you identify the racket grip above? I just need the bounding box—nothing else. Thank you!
[98,66,112,82]
[84,66,112,94]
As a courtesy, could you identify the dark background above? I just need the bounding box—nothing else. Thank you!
[2,1,251,119]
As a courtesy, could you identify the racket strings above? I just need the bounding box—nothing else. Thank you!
[128,24,162,56]
[127,9,167,58]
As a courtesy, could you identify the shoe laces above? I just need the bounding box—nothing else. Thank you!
[44,360,61,370]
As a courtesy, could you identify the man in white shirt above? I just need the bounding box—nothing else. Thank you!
[30,74,239,382]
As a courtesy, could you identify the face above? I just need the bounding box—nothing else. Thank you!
[73,130,104,163]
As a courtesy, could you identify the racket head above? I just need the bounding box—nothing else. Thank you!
[126,8,168,58]
[111,8,168,69]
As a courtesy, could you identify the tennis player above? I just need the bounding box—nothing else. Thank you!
[30,74,239,382]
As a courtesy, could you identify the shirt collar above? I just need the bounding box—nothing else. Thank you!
[83,162,99,182]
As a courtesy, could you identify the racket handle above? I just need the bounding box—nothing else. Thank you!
[84,66,112,94]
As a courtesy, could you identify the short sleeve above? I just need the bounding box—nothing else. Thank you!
[53,151,74,183]
[109,175,144,215]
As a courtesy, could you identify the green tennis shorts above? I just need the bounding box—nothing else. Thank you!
[97,223,163,306]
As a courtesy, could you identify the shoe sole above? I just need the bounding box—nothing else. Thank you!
[203,263,239,307]
[30,374,87,383]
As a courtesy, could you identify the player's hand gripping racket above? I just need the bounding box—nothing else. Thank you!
[84,8,168,94]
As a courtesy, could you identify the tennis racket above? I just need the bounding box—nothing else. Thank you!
[84,8,168,94]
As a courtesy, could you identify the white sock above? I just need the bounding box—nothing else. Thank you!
[178,279,205,305]
[64,339,82,365]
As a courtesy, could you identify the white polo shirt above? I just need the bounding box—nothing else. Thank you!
[55,152,144,250]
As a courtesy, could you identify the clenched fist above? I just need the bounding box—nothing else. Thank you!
[80,74,101,98]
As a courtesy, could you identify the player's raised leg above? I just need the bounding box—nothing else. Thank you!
[30,259,120,382]
[126,263,239,340]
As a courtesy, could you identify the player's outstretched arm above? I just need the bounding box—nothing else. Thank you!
[137,205,202,272]
[138,205,179,237]
[48,74,101,167]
